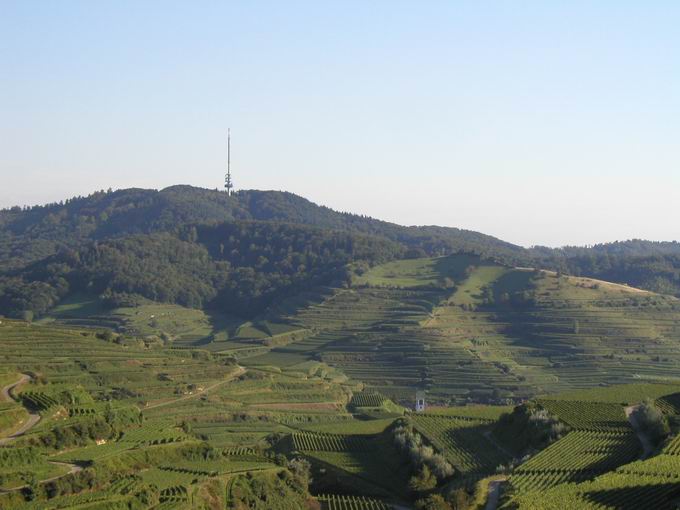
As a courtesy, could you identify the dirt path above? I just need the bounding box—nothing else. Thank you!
[0,375,83,491]
[485,478,507,510]
[44,461,84,481]
[143,366,246,411]
[0,374,42,446]
[625,405,654,458]
[0,461,84,493]
[1,373,31,401]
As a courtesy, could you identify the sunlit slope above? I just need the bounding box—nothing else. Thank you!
[249,255,680,403]
[429,259,680,395]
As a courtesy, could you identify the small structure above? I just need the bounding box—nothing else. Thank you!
[415,391,426,412]
[224,128,235,195]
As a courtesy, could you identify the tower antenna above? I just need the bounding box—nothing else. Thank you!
[224,129,234,195]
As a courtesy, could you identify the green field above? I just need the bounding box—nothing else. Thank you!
[354,254,482,288]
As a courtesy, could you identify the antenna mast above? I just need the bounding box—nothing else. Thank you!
[224,129,234,195]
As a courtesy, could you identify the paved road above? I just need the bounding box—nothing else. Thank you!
[0,374,42,446]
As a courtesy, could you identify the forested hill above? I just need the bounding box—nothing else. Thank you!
[0,185,523,272]
[1,185,680,320]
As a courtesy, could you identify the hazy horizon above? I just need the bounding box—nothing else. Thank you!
[2,1,679,247]
[3,183,678,250]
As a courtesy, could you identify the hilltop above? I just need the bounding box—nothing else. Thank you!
[2,186,680,323]
[0,185,523,272]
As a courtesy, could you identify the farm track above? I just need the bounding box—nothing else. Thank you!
[0,374,41,446]
[485,478,507,510]
[0,375,84,491]
[0,461,85,493]
[143,366,246,411]
[1,373,31,401]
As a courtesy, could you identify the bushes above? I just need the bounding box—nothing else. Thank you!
[228,469,316,509]
[631,399,670,446]
[415,494,453,510]
[33,405,141,450]
[393,424,454,482]
[409,465,438,492]
[493,403,568,455]
[287,457,313,492]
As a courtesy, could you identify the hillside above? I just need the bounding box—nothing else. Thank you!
[3,194,680,508]
[0,186,524,273]
[241,255,680,403]
[3,186,680,320]
[2,312,680,509]
[2,187,680,402]
[24,252,680,405]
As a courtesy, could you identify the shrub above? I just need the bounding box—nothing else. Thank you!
[393,425,454,482]
[631,399,670,446]
[409,465,438,492]
[415,494,453,510]
[493,403,568,454]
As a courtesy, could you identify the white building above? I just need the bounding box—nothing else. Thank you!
[415,391,426,412]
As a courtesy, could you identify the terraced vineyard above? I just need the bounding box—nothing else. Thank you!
[350,392,387,409]
[293,432,372,452]
[537,400,629,430]
[506,471,680,510]
[317,493,392,509]
[657,392,680,415]
[512,430,640,482]
[242,256,680,407]
[410,413,510,477]
[498,390,680,509]
[0,319,333,508]
[3,254,680,509]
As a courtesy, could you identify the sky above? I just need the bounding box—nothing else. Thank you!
[1,1,679,247]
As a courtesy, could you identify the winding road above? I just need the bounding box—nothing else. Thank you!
[0,367,246,491]
[0,374,83,492]
[0,374,42,446]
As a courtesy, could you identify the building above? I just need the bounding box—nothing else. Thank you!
[415,391,426,412]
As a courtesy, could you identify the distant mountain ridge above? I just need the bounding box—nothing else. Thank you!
[0,185,525,272]
[1,185,680,319]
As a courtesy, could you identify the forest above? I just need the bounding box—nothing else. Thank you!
[2,186,680,320]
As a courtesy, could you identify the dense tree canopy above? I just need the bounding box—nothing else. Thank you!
[2,186,680,319]
[0,221,403,318]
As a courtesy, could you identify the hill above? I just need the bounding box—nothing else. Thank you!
[24,250,680,405]
[2,188,680,509]
[0,221,404,319]
[243,254,680,404]
[0,185,524,273]
[3,186,680,324]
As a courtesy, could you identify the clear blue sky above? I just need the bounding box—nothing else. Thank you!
[1,1,679,247]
